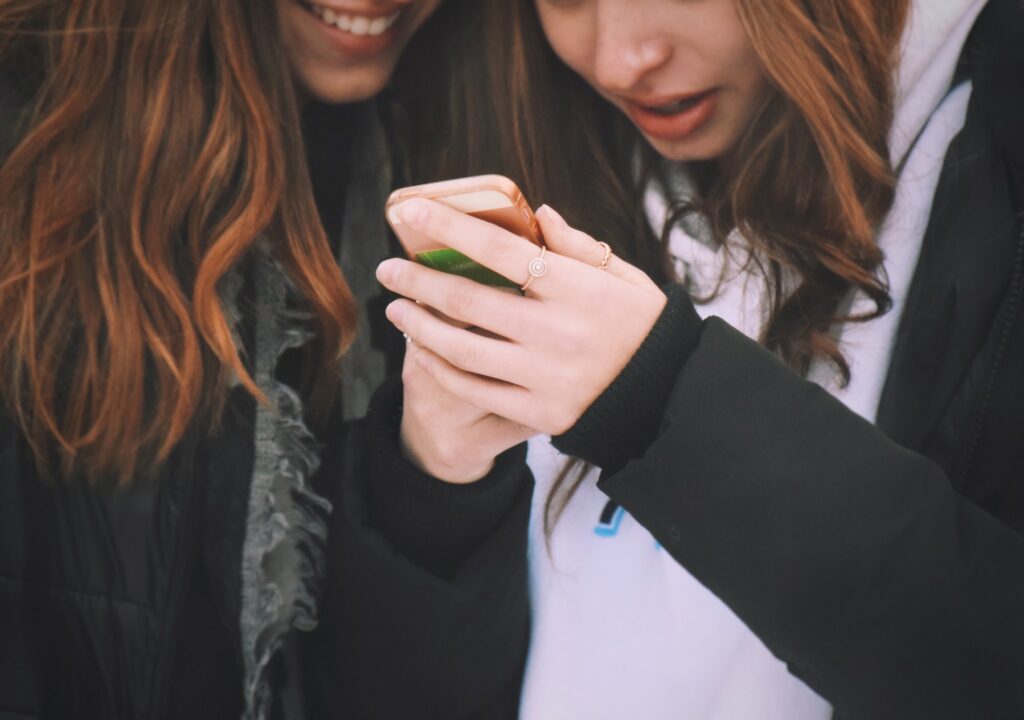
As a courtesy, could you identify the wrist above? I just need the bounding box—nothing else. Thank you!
[399,414,496,484]
[553,282,704,472]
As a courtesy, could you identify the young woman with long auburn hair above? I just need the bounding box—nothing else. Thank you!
[0,0,535,717]
[377,0,1024,715]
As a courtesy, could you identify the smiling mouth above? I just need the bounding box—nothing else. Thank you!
[300,2,404,37]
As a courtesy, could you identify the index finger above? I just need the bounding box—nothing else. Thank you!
[392,198,549,295]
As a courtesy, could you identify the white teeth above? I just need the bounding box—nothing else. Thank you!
[350,16,370,35]
[307,4,402,37]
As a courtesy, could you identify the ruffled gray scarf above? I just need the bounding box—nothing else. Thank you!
[236,102,393,720]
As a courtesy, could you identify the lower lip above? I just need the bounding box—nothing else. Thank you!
[626,91,718,142]
[299,3,403,58]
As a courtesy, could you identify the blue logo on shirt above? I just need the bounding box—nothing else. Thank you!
[594,499,664,550]
[594,501,626,537]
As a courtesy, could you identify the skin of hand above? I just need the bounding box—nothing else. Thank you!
[397,330,535,484]
[375,200,667,444]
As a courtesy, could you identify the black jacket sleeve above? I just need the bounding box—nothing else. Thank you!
[566,317,1024,719]
[555,283,704,474]
[304,377,533,720]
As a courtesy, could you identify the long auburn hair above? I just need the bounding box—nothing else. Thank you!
[403,0,912,532]
[0,0,357,484]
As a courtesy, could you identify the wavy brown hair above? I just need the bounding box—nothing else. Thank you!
[401,0,912,532]
[686,0,910,378]
[0,0,356,484]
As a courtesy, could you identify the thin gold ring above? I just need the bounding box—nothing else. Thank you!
[596,241,613,271]
[521,245,548,293]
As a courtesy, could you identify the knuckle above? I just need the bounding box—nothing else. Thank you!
[483,227,517,267]
[452,341,481,371]
[504,310,527,342]
[399,317,421,345]
[551,316,589,354]
[445,284,479,320]
[588,239,610,267]
[427,206,452,239]
[581,277,610,307]
[552,362,581,391]
[573,228,599,255]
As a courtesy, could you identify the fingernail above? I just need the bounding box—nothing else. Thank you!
[385,301,405,325]
[396,199,429,227]
[376,259,399,284]
[539,204,568,229]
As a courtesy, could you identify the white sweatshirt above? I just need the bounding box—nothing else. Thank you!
[519,1,986,718]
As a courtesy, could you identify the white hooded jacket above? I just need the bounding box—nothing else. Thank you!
[519,1,987,718]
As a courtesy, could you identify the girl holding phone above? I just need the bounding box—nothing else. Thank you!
[0,1,534,718]
[378,0,1024,716]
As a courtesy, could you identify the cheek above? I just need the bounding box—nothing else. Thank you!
[733,51,772,126]
[737,43,768,91]
[535,8,594,83]
[709,25,771,121]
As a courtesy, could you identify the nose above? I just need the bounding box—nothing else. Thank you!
[592,14,671,94]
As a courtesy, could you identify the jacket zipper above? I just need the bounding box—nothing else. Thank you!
[957,215,1024,488]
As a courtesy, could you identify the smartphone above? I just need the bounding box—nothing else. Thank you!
[385,174,543,289]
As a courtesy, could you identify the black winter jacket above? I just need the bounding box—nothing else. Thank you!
[0,85,532,719]
[0,395,532,720]
[555,1,1024,717]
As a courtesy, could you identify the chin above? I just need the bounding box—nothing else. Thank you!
[646,127,739,164]
[296,64,397,105]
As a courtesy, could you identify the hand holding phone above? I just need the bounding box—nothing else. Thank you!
[378,197,667,440]
[385,174,543,289]
[381,175,543,482]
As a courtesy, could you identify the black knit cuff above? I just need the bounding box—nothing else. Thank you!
[552,283,704,473]
[363,375,530,579]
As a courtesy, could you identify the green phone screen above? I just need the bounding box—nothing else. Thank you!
[415,248,518,289]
